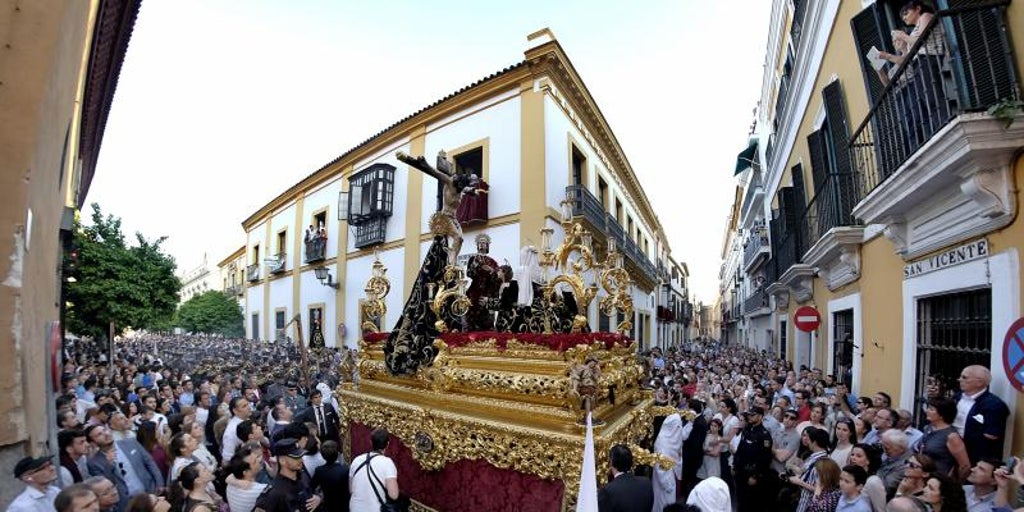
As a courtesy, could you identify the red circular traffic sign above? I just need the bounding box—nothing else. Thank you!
[794,306,821,332]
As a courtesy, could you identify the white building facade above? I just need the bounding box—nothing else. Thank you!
[241,31,680,349]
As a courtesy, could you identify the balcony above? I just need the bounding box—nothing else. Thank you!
[224,284,243,297]
[743,226,770,272]
[564,185,659,290]
[304,237,327,264]
[353,217,387,249]
[743,288,770,317]
[565,184,607,235]
[246,264,260,282]
[849,2,1023,259]
[268,253,287,274]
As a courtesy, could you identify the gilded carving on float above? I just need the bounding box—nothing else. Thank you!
[361,250,390,334]
[343,203,666,511]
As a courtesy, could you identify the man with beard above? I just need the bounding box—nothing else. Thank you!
[464,233,501,332]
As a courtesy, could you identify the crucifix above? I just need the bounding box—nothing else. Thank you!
[396,150,476,266]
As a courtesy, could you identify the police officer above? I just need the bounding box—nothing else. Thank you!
[731,405,774,512]
[254,438,321,512]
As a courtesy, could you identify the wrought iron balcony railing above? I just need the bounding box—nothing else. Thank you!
[268,253,287,274]
[743,226,770,269]
[850,2,1019,204]
[565,185,659,286]
[304,238,327,264]
[743,288,770,315]
[246,264,260,282]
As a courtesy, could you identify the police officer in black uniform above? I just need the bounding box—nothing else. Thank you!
[254,438,321,512]
[731,405,774,512]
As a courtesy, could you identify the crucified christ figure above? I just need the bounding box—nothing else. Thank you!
[396,150,476,266]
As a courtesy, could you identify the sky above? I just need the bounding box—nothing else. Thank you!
[89,0,772,304]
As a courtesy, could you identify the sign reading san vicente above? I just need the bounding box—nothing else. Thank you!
[904,239,989,279]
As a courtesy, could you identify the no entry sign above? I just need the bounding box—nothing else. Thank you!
[1002,317,1024,392]
[794,306,821,332]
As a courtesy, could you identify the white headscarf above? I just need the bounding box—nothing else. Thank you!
[686,477,732,512]
[517,246,540,306]
[316,381,339,412]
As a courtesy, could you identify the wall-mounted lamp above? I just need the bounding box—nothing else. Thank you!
[314,267,340,289]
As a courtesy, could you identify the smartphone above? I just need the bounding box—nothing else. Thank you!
[1007,456,1018,473]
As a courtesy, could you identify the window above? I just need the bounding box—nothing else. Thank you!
[571,145,587,186]
[348,164,395,248]
[277,230,286,257]
[914,288,992,423]
[438,147,485,211]
[253,244,260,265]
[779,320,788,360]
[348,164,395,224]
[833,309,855,387]
[306,211,328,263]
[309,306,326,349]
[251,313,259,341]
[275,310,286,340]
[598,177,608,210]
[615,198,623,225]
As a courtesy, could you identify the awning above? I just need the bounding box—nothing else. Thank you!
[734,141,758,175]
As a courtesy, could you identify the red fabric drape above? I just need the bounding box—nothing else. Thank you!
[363,330,630,352]
[351,423,564,511]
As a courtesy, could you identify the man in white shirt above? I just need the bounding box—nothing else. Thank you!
[8,456,61,512]
[350,428,400,511]
[220,396,251,463]
[962,458,998,512]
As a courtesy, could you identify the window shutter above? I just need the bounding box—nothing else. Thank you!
[850,4,889,104]
[945,1,1016,109]
[338,191,349,222]
[349,184,363,221]
[822,81,858,225]
[790,163,809,253]
[807,129,829,196]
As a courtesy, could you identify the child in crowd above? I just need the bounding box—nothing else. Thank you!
[837,465,873,512]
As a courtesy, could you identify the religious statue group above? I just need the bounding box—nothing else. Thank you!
[384,150,589,375]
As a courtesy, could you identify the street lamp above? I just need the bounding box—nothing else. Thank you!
[314,267,339,289]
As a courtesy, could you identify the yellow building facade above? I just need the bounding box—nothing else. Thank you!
[730,0,1024,453]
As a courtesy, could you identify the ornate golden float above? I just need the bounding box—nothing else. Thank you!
[337,193,669,511]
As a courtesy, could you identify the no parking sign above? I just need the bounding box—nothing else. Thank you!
[1002,317,1024,393]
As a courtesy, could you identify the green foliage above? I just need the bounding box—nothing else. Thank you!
[65,204,180,338]
[987,97,1024,129]
[177,290,244,337]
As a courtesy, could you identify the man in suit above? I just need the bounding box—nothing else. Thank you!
[955,365,1009,464]
[296,388,341,445]
[598,444,653,512]
[680,398,708,499]
[85,424,162,512]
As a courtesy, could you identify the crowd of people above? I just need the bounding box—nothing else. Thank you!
[8,335,400,512]
[598,341,1021,512]
[7,333,1024,512]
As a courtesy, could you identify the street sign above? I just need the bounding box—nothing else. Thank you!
[794,306,821,332]
[1001,317,1024,393]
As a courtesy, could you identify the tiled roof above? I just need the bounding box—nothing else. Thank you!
[78,0,143,208]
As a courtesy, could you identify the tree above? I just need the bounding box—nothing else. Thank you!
[65,204,180,338]
[177,290,244,337]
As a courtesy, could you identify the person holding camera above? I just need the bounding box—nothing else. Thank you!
[786,426,831,512]
[732,406,773,512]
